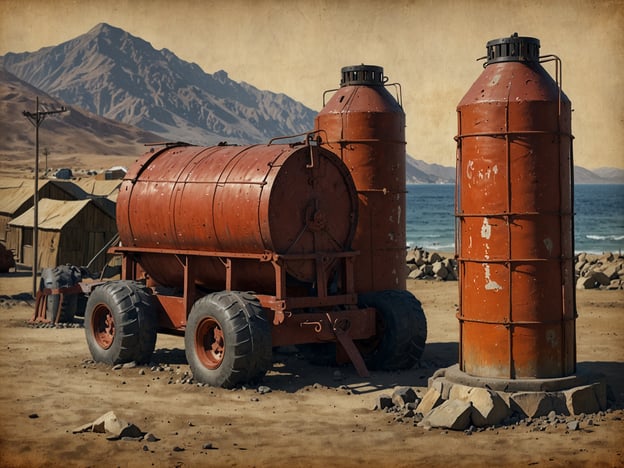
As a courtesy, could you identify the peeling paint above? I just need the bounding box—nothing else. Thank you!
[489,74,501,86]
[483,264,503,291]
[481,218,491,239]
[466,160,474,180]
[543,237,553,255]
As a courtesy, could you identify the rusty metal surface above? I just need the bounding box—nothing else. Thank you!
[315,65,407,292]
[268,307,377,347]
[456,38,575,379]
[116,142,358,293]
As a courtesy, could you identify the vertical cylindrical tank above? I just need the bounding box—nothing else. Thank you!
[455,34,575,379]
[315,65,407,292]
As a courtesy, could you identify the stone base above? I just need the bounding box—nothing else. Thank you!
[416,364,608,430]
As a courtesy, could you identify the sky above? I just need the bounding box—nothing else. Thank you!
[1,0,623,169]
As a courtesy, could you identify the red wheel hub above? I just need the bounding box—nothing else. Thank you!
[195,317,224,369]
[92,304,114,349]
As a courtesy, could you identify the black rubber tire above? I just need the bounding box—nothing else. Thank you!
[185,291,271,388]
[84,281,157,365]
[40,265,83,322]
[357,290,427,370]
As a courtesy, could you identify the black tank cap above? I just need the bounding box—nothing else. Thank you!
[485,33,540,65]
[340,65,385,87]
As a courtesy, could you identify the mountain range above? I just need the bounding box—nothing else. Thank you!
[1,23,621,184]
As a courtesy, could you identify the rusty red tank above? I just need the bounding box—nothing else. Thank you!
[314,65,407,292]
[455,34,575,379]
[116,141,358,293]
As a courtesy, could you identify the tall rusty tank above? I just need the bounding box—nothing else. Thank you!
[455,34,575,379]
[116,142,358,293]
[315,65,406,292]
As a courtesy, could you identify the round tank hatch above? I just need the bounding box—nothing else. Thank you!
[340,65,385,87]
[485,33,540,66]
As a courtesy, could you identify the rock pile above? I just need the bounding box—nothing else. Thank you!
[575,252,624,290]
[406,248,624,289]
[373,366,613,432]
[406,248,457,281]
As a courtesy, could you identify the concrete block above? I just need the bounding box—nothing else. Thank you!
[511,392,553,418]
[564,385,600,415]
[448,385,510,427]
[392,387,417,407]
[427,368,447,387]
[421,399,472,430]
[376,394,394,410]
[431,377,454,399]
[416,387,444,415]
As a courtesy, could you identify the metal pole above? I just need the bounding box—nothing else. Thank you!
[22,98,68,296]
[33,97,39,297]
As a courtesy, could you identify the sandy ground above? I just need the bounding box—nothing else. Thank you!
[0,273,622,468]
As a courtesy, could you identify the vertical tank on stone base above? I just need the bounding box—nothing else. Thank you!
[314,65,427,371]
[455,34,575,379]
[315,65,407,292]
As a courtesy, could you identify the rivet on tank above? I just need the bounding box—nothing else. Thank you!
[315,65,407,292]
[455,33,576,380]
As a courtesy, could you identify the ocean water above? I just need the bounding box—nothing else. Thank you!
[405,184,624,255]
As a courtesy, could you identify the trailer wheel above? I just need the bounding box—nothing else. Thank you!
[40,265,82,322]
[357,290,427,370]
[84,281,157,365]
[185,291,271,388]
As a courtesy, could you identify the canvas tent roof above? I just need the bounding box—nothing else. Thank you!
[9,198,92,230]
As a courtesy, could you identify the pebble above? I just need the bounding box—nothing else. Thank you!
[143,433,159,442]
[567,421,580,431]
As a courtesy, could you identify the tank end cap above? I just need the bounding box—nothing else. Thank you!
[485,33,540,66]
[340,64,385,87]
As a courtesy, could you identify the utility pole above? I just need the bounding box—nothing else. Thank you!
[23,97,68,296]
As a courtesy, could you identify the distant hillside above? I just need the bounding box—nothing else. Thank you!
[406,158,455,183]
[0,68,158,155]
[591,167,624,184]
[0,23,316,146]
[406,158,622,185]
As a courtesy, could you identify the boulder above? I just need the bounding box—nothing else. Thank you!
[416,387,444,415]
[72,411,144,440]
[576,275,598,290]
[430,252,443,263]
[564,384,601,415]
[392,387,418,407]
[432,261,449,280]
[510,392,555,418]
[419,399,472,430]
[448,385,510,427]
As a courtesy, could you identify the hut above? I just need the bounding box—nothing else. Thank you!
[0,178,87,242]
[7,198,117,272]
[74,178,122,199]
[95,166,126,180]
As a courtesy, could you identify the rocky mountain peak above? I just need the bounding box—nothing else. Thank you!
[1,23,316,146]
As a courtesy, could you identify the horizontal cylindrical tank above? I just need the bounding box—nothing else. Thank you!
[315,65,407,292]
[116,143,358,292]
[456,34,575,379]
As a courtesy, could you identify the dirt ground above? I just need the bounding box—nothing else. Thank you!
[0,272,622,468]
